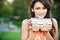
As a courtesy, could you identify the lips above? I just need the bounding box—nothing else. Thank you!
[38,14,44,16]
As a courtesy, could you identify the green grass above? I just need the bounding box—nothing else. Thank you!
[0,32,21,40]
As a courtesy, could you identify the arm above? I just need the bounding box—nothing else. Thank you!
[44,18,58,40]
[52,18,58,40]
[22,19,29,40]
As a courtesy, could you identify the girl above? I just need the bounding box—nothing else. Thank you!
[22,0,58,40]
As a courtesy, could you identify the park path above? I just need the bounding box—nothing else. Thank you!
[0,21,21,32]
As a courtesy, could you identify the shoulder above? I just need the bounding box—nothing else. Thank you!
[22,19,30,30]
[52,18,58,24]
[22,19,30,25]
[52,18,58,29]
[22,19,28,23]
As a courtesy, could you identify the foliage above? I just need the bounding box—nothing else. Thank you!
[0,0,60,27]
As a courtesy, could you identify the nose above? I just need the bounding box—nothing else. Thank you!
[40,10,43,14]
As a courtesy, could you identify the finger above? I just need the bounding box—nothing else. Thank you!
[29,23,32,29]
[47,25,52,31]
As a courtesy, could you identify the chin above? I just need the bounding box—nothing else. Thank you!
[38,16,45,18]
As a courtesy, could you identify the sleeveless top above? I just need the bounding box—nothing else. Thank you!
[33,31,47,40]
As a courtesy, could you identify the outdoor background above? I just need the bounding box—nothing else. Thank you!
[0,0,60,40]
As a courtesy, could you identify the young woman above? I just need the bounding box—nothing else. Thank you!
[22,0,58,40]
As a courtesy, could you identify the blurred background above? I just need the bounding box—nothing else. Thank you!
[0,0,60,40]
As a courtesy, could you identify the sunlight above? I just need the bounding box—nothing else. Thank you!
[6,0,14,3]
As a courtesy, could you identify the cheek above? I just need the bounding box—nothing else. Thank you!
[33,10,39,15]
[34,10,40,14]
[43,9,47,14]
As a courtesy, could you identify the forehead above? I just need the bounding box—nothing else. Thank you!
[34,2,45,8]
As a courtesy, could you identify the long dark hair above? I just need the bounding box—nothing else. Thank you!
[28,0,51,18]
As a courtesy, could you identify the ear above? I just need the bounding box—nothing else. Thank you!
[31,8,34,12]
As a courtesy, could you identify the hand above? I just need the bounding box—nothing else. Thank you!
[31,23,40,31]
[30,23,52,31]
[40,23,52,31]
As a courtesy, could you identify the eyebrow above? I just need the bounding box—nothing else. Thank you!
[36,6,46,8]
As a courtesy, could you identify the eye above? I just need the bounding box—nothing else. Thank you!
[43,7,47,9]
[36,7,40,10]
